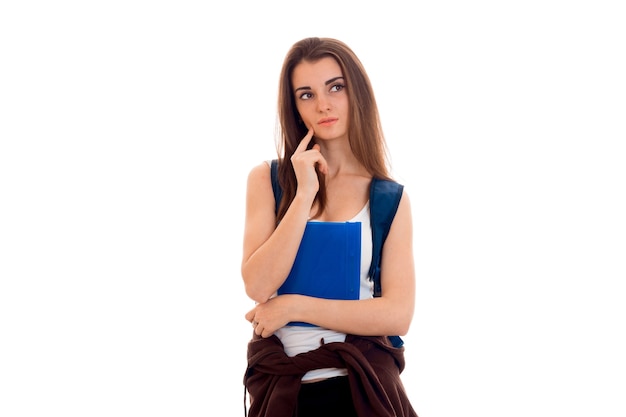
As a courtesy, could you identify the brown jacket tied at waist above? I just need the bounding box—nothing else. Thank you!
[244,333,418,417]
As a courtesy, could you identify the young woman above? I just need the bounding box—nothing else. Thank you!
[241,37,418,417]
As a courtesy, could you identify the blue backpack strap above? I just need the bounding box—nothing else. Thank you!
[270,159,282,215]
[368,178,404,297]
[369,178,404,348]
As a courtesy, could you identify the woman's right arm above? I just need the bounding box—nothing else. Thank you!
[242,129,326,303]
[240,162,313,303]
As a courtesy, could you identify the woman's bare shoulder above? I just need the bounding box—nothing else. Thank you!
[247,160,272,184]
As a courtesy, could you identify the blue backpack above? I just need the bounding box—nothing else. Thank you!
[270,159,405,347]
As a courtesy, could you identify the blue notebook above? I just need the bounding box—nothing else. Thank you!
[278,221,361,326]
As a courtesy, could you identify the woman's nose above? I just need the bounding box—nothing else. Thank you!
[316,95,331,112]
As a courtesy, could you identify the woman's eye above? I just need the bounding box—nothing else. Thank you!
[330,84,344,92]
[299,92,313,100]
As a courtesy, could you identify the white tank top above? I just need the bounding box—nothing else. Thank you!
[274,202,373,381]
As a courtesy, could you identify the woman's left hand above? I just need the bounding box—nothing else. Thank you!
[245,295,298,338]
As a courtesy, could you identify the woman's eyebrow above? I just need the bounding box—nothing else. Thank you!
[294,76,345,94]
[325,76,344,85]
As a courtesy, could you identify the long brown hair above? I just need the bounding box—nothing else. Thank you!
[275,37,391,223]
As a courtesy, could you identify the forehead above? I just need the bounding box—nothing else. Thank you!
[291,56,343,88]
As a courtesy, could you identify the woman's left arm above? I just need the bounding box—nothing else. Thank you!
[247,190,415,338]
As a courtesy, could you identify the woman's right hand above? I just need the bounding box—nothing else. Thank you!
[290,127,328,199]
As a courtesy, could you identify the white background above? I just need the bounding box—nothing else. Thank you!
[1,1,625,416]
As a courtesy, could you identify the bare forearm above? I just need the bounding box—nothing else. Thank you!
[242,194,313,302]
[292,295,414,336]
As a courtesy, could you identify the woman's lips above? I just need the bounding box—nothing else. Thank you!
[318,117,338,126]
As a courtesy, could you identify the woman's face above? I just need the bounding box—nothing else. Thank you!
[291,57,349,142]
